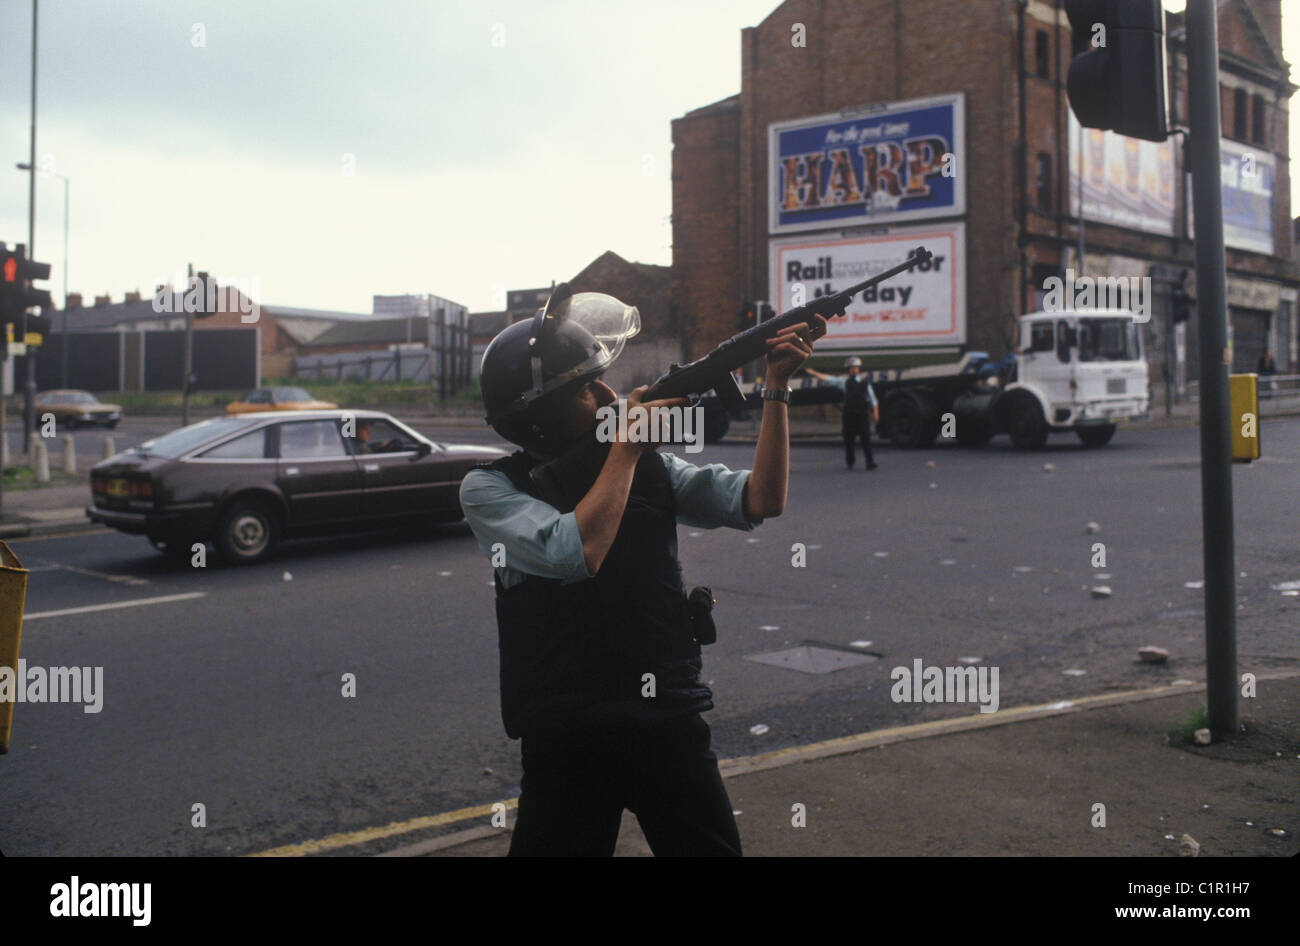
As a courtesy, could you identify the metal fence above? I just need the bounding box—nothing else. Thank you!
[1187,374,1300,412]
[292,324,474,399]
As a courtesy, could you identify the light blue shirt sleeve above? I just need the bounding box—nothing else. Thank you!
[821,374,876,405]
[660,452,763,531]
[459,468,591,587]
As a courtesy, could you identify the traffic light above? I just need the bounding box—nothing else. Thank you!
[0,242,53,319]
[1065,0,1169,142]
[740,301,757,331]
[1171,285,1193,323]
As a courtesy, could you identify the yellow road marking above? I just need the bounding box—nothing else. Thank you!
[248,798,519,857]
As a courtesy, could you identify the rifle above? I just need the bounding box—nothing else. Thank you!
[530,245,934,511]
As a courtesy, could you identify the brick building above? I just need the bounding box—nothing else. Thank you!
[672,0,1298,386]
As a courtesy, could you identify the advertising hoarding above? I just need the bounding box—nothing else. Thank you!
[768,223,965,349]
[769,94,965,234]
[1068,112,1176,236]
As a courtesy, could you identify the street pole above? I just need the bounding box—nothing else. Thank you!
[183,263,193,427]
[1076,119,1085,274]
[1186,0,1237,740]
[60,172,68,388]
[23,0,38,455]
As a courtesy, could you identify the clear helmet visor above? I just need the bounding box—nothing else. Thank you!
[553,292,641,367]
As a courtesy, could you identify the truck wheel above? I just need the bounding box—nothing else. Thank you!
[702,399,731,444]
[1006,396,1048,449]
[1076,424,1116,448]
[215,497,280,564]
[886,394,938,448]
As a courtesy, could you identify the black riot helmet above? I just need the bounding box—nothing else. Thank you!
[480,282,640,454]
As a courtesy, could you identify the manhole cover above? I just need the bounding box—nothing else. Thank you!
[745,643,879,674]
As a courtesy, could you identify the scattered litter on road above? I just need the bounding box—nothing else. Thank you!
[746,538,760,544]
[925,460,935,468]
[958,656,981,664]
[1138,646,1169,663]
[1194,728,1211,745]
[940,559,957,566]
[1090,586,1112,598]
[688,532,701,537]
[1042,463,1055,472]
[281,571,293,582]
[1172,679,1195,686]
[929,482,937,489]
[438,571,452,577]
[850,640,873,649]
[1095,573,1112,579]
[748,724,769,736]
[1282,590,1300,597]
[732,810,743,816]
[483,767,494,775]
[759,625,780,631]
[1046,701,1074,710]
[1062,668,1087,676]
[873,551,889,558]
[1271,580,1300,591]
[1085,521,1100,534]
[1013,565,1033,573]
[1184,580,1204,589]
[1164,834,1176,841]
[1179,834,1200,857]
[1270,828,1287,837]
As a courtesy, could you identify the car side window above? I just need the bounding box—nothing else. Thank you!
[1056,321,1072,364]
[278,420,347,459]
[346,419,417,455]
[200,429,267,459]
[247,390,271,404]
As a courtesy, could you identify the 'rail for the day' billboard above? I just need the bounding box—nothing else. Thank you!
[769,94,965,235]
[769,224,965,349]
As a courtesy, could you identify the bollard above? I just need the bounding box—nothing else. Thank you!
[27,432,39,456]
[62,435,77,474]
[102,435,116,460]
[34,442,50,484]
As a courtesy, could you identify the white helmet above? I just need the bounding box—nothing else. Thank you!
[845,356,862,368]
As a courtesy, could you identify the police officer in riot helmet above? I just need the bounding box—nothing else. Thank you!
[805,356,879,469]
[461,282,826,856]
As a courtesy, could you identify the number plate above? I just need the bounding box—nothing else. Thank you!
[106,478,129,497]
[1106,378,1126,394]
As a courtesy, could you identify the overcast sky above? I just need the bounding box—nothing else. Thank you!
[0,0,1295,315]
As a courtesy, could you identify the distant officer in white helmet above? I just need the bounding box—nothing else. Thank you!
[805,356,879,470]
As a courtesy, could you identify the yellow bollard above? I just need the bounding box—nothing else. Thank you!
[0,541,29,754]
[1229,373,1260,463]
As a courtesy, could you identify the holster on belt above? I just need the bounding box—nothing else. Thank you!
[685,586,717,645]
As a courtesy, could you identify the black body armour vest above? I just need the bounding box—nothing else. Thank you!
[844,375,872,414]
[487,450,712,740]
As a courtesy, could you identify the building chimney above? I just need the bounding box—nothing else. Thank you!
[124,290,141,303]
[94,294,111,307]
[65,292,83,310]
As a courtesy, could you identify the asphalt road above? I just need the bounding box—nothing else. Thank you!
[1,417,1297,855]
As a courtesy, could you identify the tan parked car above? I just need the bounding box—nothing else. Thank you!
[35,390,123,429]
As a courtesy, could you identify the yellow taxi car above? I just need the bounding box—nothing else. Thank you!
[225,386,338,415]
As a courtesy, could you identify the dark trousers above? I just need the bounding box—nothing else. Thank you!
[508,713,742,857]
[842,410,874,467]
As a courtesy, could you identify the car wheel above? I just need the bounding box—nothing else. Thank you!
[215,498,279,564]
[1006,395,1048,449]
[1076,424,1116,448]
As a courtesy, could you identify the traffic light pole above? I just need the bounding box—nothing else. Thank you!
[1186,0,1237,739]
[23,0,38,456]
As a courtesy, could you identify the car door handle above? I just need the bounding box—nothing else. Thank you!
[364,463,380,472]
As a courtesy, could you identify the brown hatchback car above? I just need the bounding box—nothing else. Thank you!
[87,410,505,563]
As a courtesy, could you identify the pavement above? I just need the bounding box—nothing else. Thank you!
[377,672,1299,857]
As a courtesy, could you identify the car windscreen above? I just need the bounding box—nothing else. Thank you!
[135,417,253,457]
[272,387,312,401]
[1077,319,1140,362]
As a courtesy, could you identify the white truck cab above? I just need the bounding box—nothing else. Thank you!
[1006,309,1150,447]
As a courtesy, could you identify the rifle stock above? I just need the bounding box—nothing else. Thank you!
[529,245,933,511]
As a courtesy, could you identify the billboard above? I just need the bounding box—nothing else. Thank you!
[1201,139,1275,255]
[1068,112,1176,236]
[769,94,965,234]
[768,223,965,349]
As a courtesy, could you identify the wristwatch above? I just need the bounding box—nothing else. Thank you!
[762,386,791,404]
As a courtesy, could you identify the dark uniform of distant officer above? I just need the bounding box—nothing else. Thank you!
[459,284,825,856]
[807,356,879,469]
